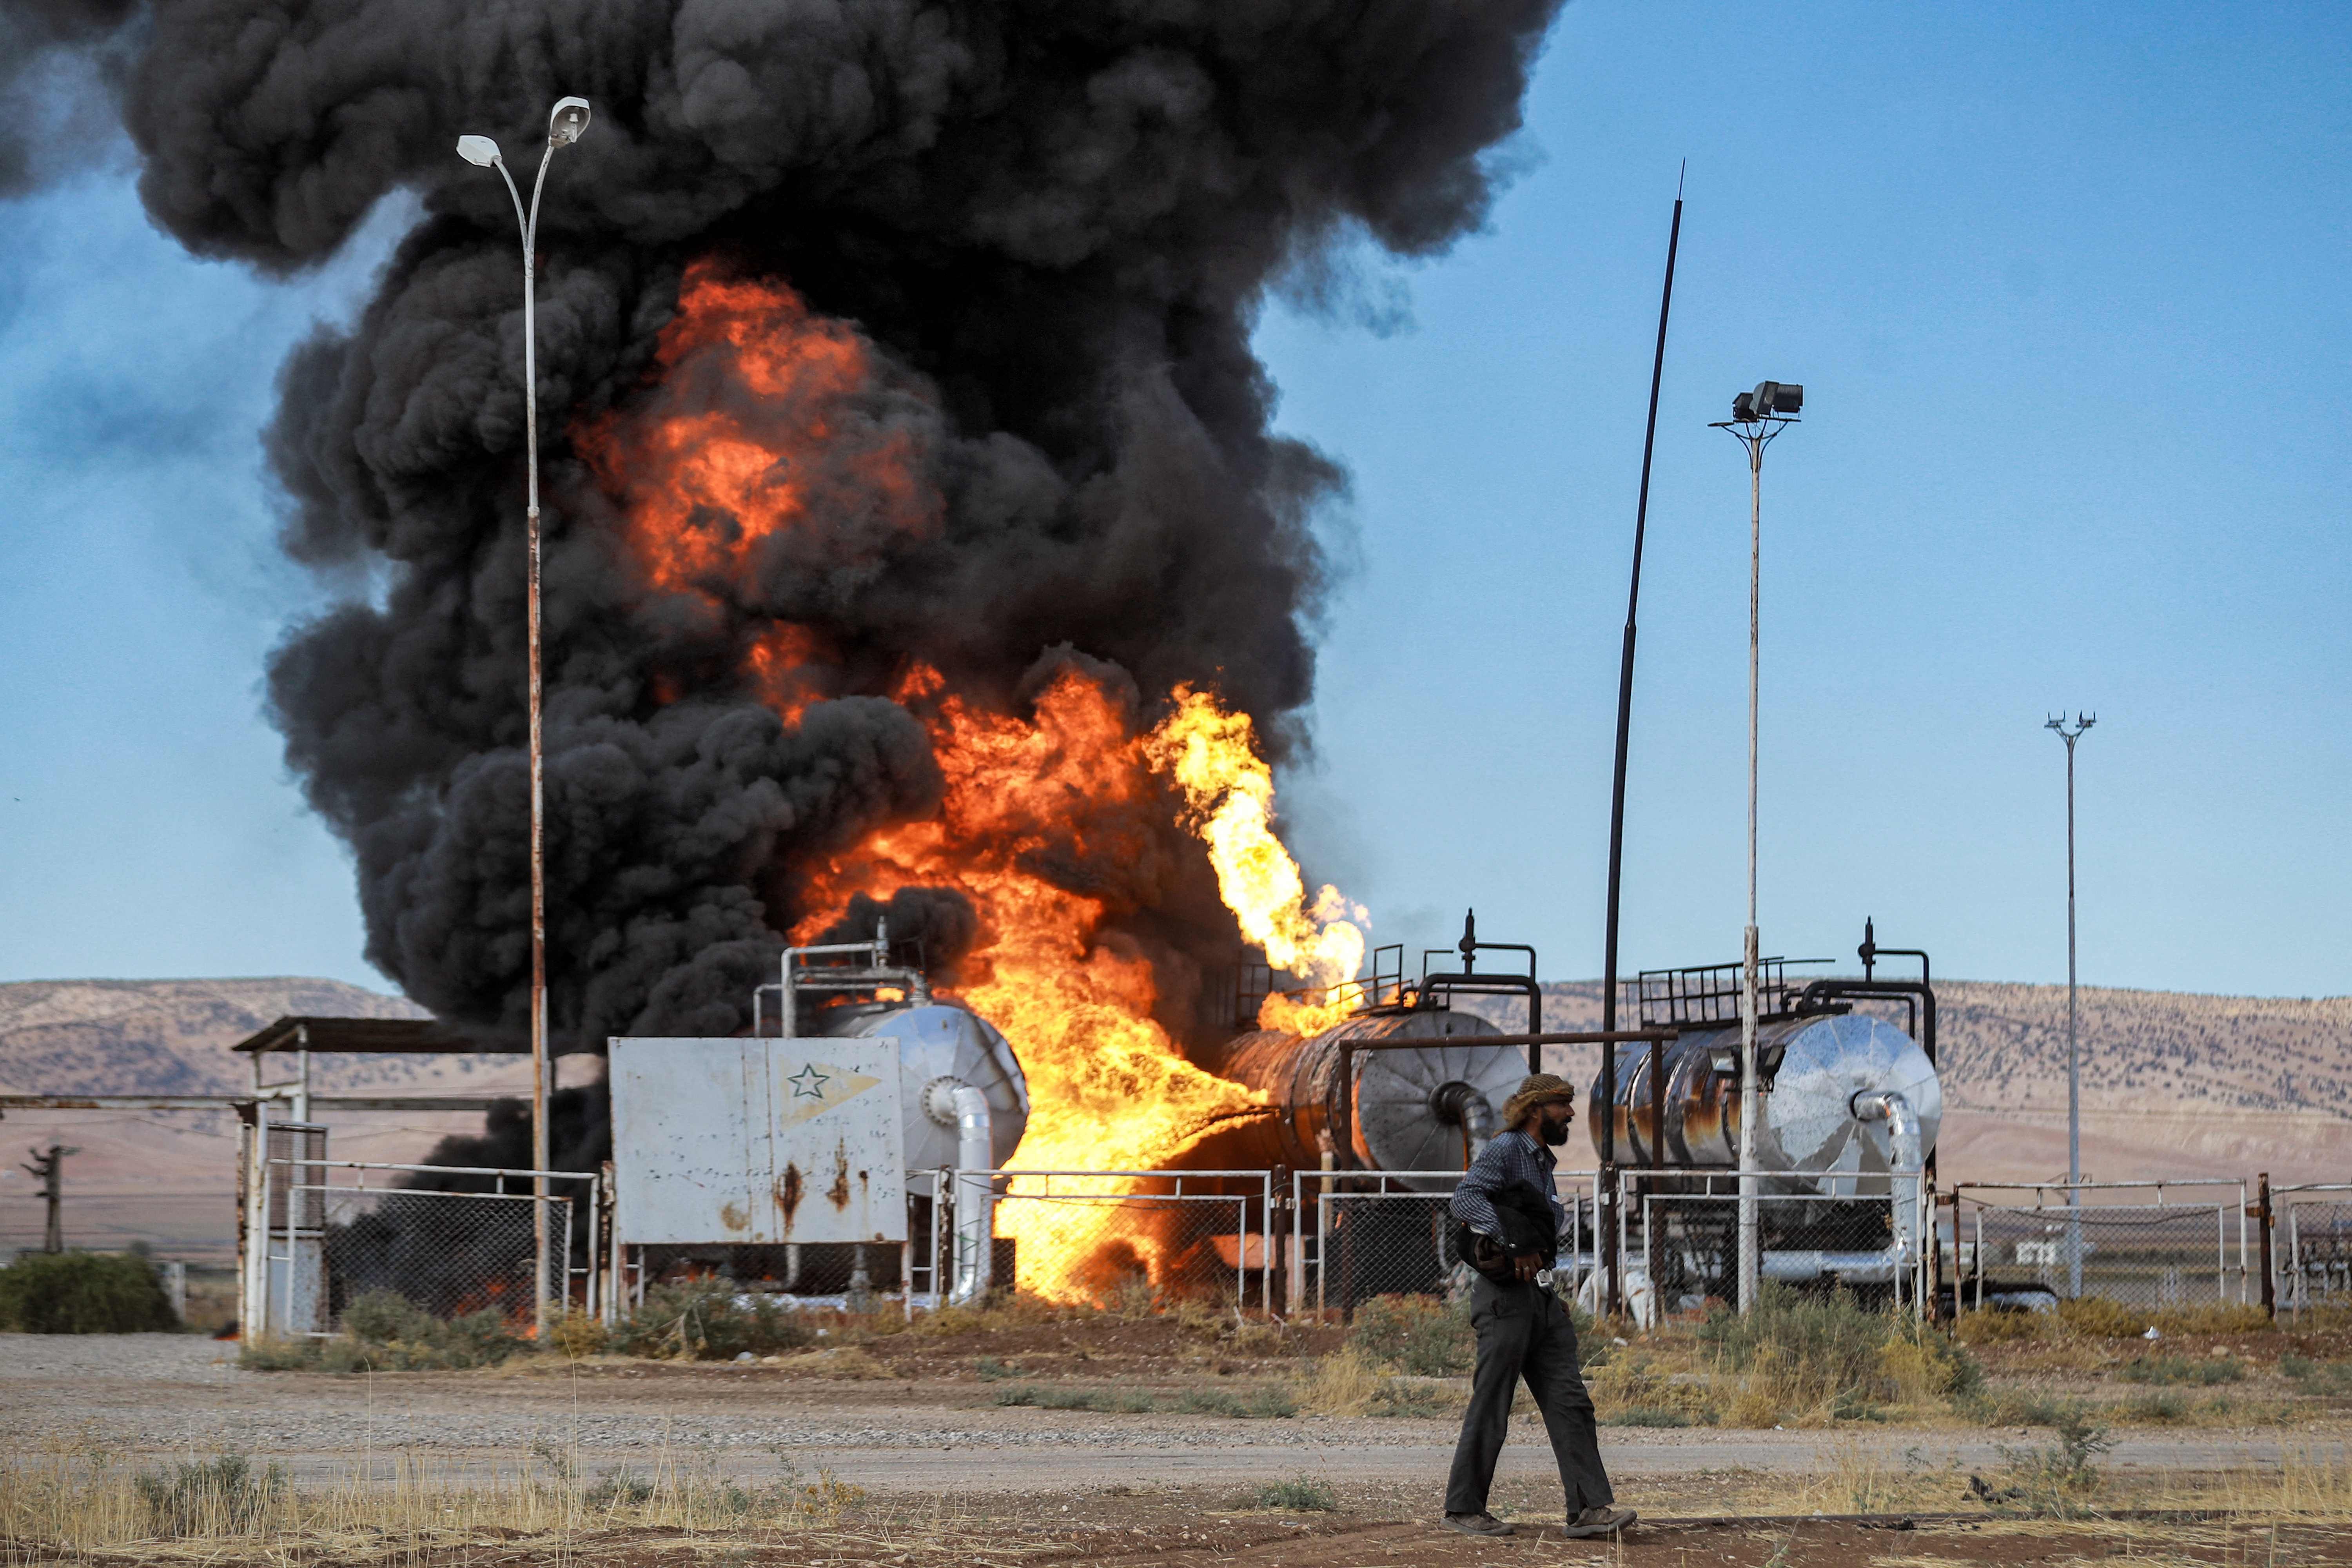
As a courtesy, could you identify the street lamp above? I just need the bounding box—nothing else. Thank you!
[2047,711,2095,1298]
[1710,379,1803,1317]
[457,94,592,1336]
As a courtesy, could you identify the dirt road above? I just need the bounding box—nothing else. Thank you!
[4,1334,2331,1492]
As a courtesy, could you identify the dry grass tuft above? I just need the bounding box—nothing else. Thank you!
[0,1435,870,1558]
[1293,1348,1380,1417]
[774,1346,896,1379]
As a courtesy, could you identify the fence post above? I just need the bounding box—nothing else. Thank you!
[2257,1172,2275,1320]
[1261,1170,1275,1318]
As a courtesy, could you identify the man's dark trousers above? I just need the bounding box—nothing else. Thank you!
[1443,1275,1613,1517]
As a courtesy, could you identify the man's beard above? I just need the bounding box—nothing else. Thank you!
[1540,1117,1571,1147]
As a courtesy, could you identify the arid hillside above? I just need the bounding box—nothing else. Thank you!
[0,978,534,1262]
[5,971,2345,1260]
[1472,979,2352,1186]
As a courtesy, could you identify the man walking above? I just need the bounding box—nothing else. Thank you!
[1442,1072,1635,1541]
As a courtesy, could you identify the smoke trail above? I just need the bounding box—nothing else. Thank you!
[94,0,1564,1047]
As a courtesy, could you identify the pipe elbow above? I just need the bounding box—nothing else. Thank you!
[952,1084,992,1168]
[1849,1089,1921,1171]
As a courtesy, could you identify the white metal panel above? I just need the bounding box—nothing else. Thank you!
[610,1037,905,1245]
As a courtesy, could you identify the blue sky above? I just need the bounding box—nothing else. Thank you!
[2,4,2345,998]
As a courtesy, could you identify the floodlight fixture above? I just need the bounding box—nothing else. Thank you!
[456,134,501,167]
[1730,380,1802,423]
[548,96,591,146]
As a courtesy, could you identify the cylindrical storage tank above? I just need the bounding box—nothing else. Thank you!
[819,1002,1029,1170]
[1586,1012,1940,1195]
[1192,1010,1528,1192]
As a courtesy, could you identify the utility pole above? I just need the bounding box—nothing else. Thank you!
[22,1144,78,1253]
[2047,711,2094,1298]
[1713,380,1802,1315]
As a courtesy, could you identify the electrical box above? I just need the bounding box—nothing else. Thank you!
[609,1037,906,1245]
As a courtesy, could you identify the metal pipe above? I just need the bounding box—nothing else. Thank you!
[950,1086,993,1305]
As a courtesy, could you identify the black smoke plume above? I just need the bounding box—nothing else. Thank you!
[93,0,1564,1053]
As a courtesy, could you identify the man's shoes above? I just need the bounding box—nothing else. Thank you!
[1562,1504,1638,1539]
[1441,1512,1517,1537]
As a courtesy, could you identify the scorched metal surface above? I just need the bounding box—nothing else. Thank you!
[609,1037,907,1245]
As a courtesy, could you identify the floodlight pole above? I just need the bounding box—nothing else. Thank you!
[459,100,590,1337]
[2047,712,2094,1298]
[1711,405,1796,1317]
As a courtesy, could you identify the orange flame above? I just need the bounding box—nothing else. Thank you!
[1143,684,1368,1034]
[587,264,1390,1302]
[793,669,1264,1293]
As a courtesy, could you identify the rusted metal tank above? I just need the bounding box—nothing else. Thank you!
[1190,1009,1526,1190]
[1586,1011,1941,1194]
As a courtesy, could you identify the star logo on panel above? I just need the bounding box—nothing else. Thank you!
[786,1062,831,1102]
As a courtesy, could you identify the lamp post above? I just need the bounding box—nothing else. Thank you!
[457,95,592,1336]
[1711,379,1802,1316]
[2047,711,2095,1298]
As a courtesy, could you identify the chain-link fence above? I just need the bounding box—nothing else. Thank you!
[1287,1170,1597,1320]
[1951,1182,2249,1312]
[2275,1185,2352,1316]
[257,1160,595,1336]
[933,1169,1270,1315]
[1615,1170,1927,1323]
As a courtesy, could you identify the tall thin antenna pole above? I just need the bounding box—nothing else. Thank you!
[2048,711,2094,1298]
[1599,165,1684,1318]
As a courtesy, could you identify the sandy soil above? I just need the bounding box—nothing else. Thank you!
[10,1335,2352,1566]
[4,1334,2335,1486]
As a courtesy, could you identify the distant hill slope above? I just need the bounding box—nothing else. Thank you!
[1458,978,2352,1184]
[0,977,432,1096]
[0,978,535,1263]
[1461,979,2352,1117]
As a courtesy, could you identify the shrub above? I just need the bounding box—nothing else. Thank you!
[610,1279,815,1361]
[1176,1385,1297,1418]
[991,1383,1294,1418]
[2120,1355,2242,1386]
[1996,1404,2112,1512]
[583,1469,657,1509]
[1589,1353,1724,1425]
[2150,1301,2273,1336]
[1698,1283,1895,1419]
[550,1307,607,1358]
[1955,1306,2049,1345]
[1605,1406,1698,1428]
[2120,1389,2192,1424]
[332,1290,518,1370]
[1879,1327,1984,1404]
[236,1334,320,1371]
[1346,1295,1472,1377]
[2054,1297,2147,1338]
[241,1289,520,1373]
[0,1252,178,1333]
[1248,1477,1338,1512]
[2280,1355,2352,1397]
[132,1455,284,1535]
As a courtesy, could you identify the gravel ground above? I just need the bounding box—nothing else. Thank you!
[2,1334,2334,1494]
